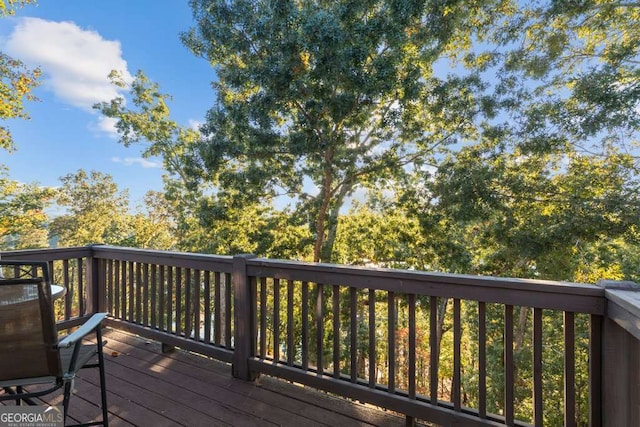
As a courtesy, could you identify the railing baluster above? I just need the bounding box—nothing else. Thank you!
[287,280,294,366]
[194,269,201,341]
[114,260,120,318]
[350,287,357,383]
[63,259,71,320]
[316,283,324,376]
[128,262,134,322]
[204,271,211,343]
[369,288,376,388]
[565,311,576,427]
[589,314,602,427]
[505,304,514,426]
[120,261,127,321]
[388,291,395,393]
[225,272,232,348]
[143,263,149,326]
[430,296,438,405]
[77,257,84,315]
[214,271,221,345]
[453,298,461,411]
[333,284,340,379]
[273,278,280,363]
[185,268,192,337]
[479,301,486,418]
[159,265,165,331]
[107,259,113,315]
[47,260,54,283]
[534,307,543,426]
[302,281,309,370]
[167,266,173,333]
[260,277,267,358]
[150,264,157,329]
[175,268,182,336]
[408,293,416,400]
[135,263,142,324]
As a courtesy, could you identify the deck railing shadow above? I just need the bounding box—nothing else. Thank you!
[3,244,639,426]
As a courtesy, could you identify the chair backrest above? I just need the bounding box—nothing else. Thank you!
[0,261,62,381]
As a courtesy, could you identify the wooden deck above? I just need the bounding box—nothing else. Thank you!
[4,328,414,426]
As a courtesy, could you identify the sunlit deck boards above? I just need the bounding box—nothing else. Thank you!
[2,328,411,426]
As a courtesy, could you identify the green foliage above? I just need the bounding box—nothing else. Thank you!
[49,170,178,249]
[181,0,498,261]
[0,0,40,152]
[0,166,55,249]
[0,0,36,16]
[95,70,198,181]
[333,204,428,268]
[119,191,178,250]
[423,142,640,282]
[50,170,131,246]
[484,0,640,153]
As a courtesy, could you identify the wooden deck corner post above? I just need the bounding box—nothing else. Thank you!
[598,280,640,427]
[85,244,106,315]
[232,254,258,381]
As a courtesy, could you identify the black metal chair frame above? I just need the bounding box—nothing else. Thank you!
[0,260,109,427]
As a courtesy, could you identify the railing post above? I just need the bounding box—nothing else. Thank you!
[232,254,257,381]
[85,244,106,315]
[598,280,640,427]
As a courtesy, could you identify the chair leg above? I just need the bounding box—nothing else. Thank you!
[96,328,109,427]
[62,381,72,424]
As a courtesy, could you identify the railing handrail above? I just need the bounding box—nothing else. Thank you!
[1,246,92,261]
[246,257,605,314]
[90,245,234,272]
[3,245,605,314]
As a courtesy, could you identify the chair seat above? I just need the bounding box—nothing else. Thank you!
[0,344,100,391]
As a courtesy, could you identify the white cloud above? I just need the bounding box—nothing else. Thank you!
[112,157,161,169]
[89,116,119,137]
[3,17,133,110]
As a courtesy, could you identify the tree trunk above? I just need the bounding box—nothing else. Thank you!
[321,182,351,262]
[436,298,449,361]
[313,147,334,262]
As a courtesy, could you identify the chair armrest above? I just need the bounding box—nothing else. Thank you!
[58,313,107,349]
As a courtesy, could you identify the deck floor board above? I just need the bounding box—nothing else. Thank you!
[2,328,411,427]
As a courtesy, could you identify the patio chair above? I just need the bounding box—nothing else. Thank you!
[0,260,109,427]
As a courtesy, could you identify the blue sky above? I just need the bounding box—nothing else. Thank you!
[1,0,214,208]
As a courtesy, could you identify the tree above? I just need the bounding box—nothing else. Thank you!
[464,0,640,157]
[95,71,212,250]
[119,191,178,250]
[417,139,640,283]
[390,0,640,283]
[0,166,55,249]
[333,203,428,268]
[50,170,132,246]
[0,0,35,15]
[181,0,499,261]
[0,0,40,152]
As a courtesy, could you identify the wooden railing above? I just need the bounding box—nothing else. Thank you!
[3,245,640,426]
